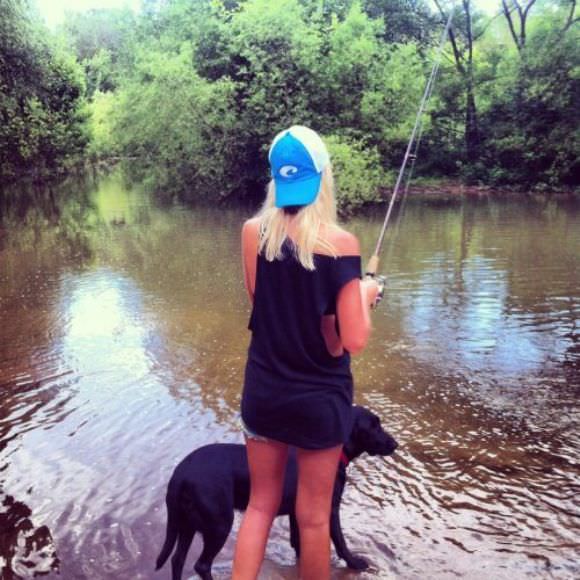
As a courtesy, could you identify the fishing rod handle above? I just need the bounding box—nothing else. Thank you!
[365,254,380,277]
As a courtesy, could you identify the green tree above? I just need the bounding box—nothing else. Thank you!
[362,0,438,44]
[62,8,137,95]
[71,0,579,199]
[112,45,239,198]
[481,13,580,187]
[0,0,87,180]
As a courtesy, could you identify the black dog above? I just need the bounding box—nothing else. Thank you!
[156,406,398,580]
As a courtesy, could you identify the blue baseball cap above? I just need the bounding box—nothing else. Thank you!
[268,126,330,208]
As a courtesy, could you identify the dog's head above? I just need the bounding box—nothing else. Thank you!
[344,406,398,461]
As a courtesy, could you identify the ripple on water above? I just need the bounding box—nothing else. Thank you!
[0,187,579,578]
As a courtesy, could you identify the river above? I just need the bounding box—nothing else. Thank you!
[0,171,578,579]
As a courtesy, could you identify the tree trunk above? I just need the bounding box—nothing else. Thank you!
[433,0,481,161]
[465,83,480,158]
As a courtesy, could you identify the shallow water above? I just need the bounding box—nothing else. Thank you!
[0,172,578,579]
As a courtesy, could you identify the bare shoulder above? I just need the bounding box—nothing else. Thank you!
[326,225,360,257]
[242,217,261,240]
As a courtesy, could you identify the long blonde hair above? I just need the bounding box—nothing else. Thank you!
[257,166,338,270]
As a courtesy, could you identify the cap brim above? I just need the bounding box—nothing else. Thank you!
[274,173,322,208]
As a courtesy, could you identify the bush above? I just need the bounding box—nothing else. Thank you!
[111,46,240,199]
[87,90,119,159]
[0,4,87,180]
[325,134,385,213]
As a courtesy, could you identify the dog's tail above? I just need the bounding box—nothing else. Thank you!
[155,482,180,571]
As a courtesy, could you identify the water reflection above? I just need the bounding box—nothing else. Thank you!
[405,254,550,376]
[63,271,151,376]
[358,197,580,388]
[0,173,578,578]
[0,489,59,578]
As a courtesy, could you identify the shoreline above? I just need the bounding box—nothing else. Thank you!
[1,164,578,202]
[380,180,579,198]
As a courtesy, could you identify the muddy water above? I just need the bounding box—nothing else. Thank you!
[0,172,578,580]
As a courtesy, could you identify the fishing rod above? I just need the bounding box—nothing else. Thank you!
[366,9,454,282]
[378,35,448,272]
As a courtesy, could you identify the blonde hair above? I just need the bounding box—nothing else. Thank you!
[257,166,338,270]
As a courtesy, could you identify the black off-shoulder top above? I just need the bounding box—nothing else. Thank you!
[241,239,361,449]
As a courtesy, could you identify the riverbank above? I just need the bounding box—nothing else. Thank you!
[2,165,578,210]
[393,177,580,198]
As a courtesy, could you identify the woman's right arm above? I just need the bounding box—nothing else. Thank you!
[335,233,379,355]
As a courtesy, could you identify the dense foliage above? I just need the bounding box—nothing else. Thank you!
[1,0,578,204]
[0,0,87,180]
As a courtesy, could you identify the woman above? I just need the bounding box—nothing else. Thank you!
[232,126,379,580]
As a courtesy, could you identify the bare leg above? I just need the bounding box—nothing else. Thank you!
[232,437,288,580]
[295,445,342,580]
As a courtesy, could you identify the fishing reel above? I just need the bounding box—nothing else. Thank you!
[364,256,385,309]
[364,273,386,309]
[375,275,386,307]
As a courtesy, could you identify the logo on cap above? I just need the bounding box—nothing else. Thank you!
[279,165,298,178]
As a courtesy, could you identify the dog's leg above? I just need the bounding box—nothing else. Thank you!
[288,513,300,558]
[193,521,233,580]
[330,508,368,571]
[171,527,196,580]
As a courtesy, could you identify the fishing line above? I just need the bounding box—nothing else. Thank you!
[381,51,444,270]
[365,9,454,278]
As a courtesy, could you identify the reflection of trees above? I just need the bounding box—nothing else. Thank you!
[1,173,578,430]
[499,199,579,384]
[92,205,252,421]
[0,172,251,431]
[0,489,59,578]
[348,196,579,385]
[0,174,98,270]
[0,170,158,270]
[0,176,104,457]
[347,197,579,531]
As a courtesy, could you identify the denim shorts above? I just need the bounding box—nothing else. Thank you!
[239,417,271,443]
